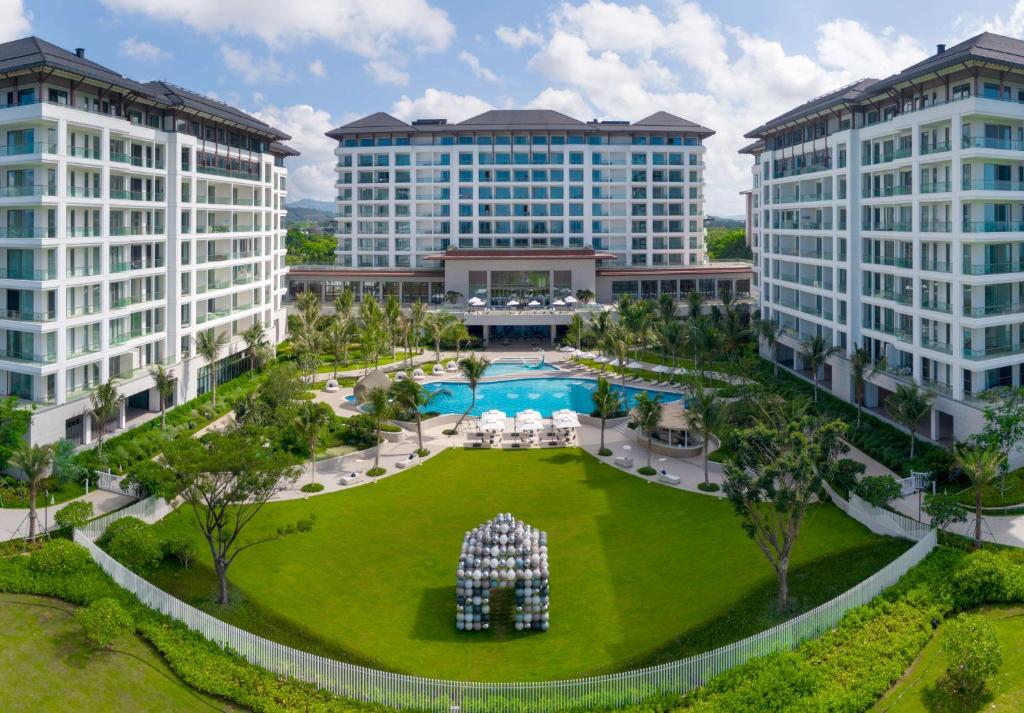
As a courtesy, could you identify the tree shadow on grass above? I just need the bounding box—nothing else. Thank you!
[410,584,545,644]
[920,679,994,713]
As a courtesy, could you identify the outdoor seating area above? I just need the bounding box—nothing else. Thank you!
[461,407,581,449]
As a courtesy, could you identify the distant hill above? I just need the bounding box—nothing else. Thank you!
[706,216,744,229]
[285,199,334,227]
[287,198,336,212]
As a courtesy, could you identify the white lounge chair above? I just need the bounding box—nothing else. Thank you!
[324,379,340,392]
[657,471,681,485]
[394,371,408,382]
[446,361,458,371]
[613,455,634,468]
[396,453,419,469]
[432,363,446,375]
[412,368,426,381]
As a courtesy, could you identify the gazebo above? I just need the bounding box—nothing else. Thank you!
[631,400,701,452]
[353,370,391,404]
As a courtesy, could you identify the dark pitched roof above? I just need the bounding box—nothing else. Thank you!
[745,77,880,137]
[456,109,586,131]
[871,32,1024,93]
[0,36,152,96]
[270,141,300,157]
[326,112,412,138]
[630,111,714,135]
[143,81,289,139]
[738,140,764,155]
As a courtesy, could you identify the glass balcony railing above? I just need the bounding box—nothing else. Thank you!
[920,141,951,155]
[67,186,101,198]
[962,261,1024,275]
[110,153,164,169]
[920,181,951,194]
[865,288,913,305]
[110,259,165,272]
[110,225,163,236]
[772,163,831,179]
[921,337,952,354]
[0,348,56,363]
[963,179,1024,191]
[67,226,101,237]
[865,185,912,198]
[0,309,56,322]
[109,327,163,346]
[110,190,165,201]
[962,221,1024,233]
[962,136,1024,151]
[865,254,913,268]
[964,344,1024,360]
[920,221,952,232]
[964,301,1024,317]
[67,145,101,159]
[0,184,55,198]
[0,226,55,239]
[921,299,952,313]
[66,346,100,359]
[66,304,100,317]
[0,142,56,156]
[197,165,261,181]
[863,221,912,232]
[0,267,56,280]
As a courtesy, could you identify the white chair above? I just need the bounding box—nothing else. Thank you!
[446,361,458,371]
[396,453,419,469]
[412,368,426,381]
[657,471,681,485]
[394,371,408,382]
[432,363,445,375]
[613,455,634,468]
[324,379,340,393]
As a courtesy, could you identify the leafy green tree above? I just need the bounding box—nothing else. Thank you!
[691,317,721,381]
[591,377,622,455]
[632,391,663,470]
[686,379,724,487]
[149,364,175,429]
[799,335,839,402]
[943,614,1002,695]
[923,492,968,530]
[11,442,53,539]
[852,475,902,507]
[886,384,933,458]
[605,325,631,398]
[334,287,355,321]
[364,386,394,472]
[326,315,355,377]
[90,379,124,458]
[574,289,595,304]
[99,516,162,575]
[242,322,272,370]
[76,598,134,649]
[0,396,31,473]
[407,299,426,360]
[51,438,86,485]
[657,292,676,325]
[164,432,307,604]
[454,354,489,431]
[391,378,447,455]
[977,386,1024,497]
[445,320,471,360]
[722,417,847,608]
[294,401,332,485]
[705,227,752,260]
[422,311,453,363]
[566,313,586,352]
[384,294,402,358]
[284,228,336,264]
[54,500,94,532]
[955,444,1004,548]
[195,330,228,409]
[587,310,613,365]
[657,320,686,385]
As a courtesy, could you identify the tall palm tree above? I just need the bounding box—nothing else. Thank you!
[591,377,622,454]
[422,312,454,363]
[364,386,393,471]
[326,315,355,377]
[11,442,53,540]
[566,313,586,353]
[686,290,704,321]
[575,289,595,304]
[849,346,886,427]
[657,320,686,385]
[149,365,175,429]
[294,401,331,485]
[686,379,723,487]
[588,310,613,365]
[955,443,1004,548]
[605,325,631,402]
[446,320,471,360]
[632,391,663,469]
[886,384,933,458]
[657,292,677,325]
[242,321,270,370]
[391,378,447,455]
[384,294,402,358]
[195,330,229,409]
[719,305,747,363]
[335,287,354,321]
[757,318,781,377]
[691,318,721,382]
[799,335,840,402]
[90,379,124,458]
[453,354,489,431]
[408,300,426,357]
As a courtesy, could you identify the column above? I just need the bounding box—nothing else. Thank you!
[118,401,126,429]
[929,406,940,440]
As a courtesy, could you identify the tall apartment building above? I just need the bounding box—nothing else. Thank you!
[0,38,296,445]
[295,109,751,343]
[742,31,1024,451]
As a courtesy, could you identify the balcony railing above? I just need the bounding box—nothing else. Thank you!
[0,267,55,280]
[110,259,165,272]
[0,184,55,198]
[109,327,163,346]
[0,142,56,157]
[0,227,55,239]
[920,181,951,194]
[66,304,101,317]
[68,186,101,198]
[0,348,56,363]
[920,337,952,354]
[964,344,1024,360]
[962,221,1024,233]
[863,221,911,232]
[864,185,912,198]
[197,165,261,182]
[0,309,56,322]
[110,153,165,169]
[68,226,101,237]
[865,288,913,305]
[962,179,1024,192]
[110,225,164,236]
[67,145,101,159]
[921,299,952,314]
[920,221,952,233]
[772,163,831,179]
[962,136,1024,151]
[962,260,1024,275]
[110,189,165,201]
[920,141,951,155]
[865,254,913,268]
[964,301,1024,318]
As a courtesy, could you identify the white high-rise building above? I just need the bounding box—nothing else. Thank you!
[0,37,296,445]
[743,32,1024,452]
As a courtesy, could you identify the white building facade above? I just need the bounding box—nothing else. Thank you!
[0,38,295,445]
[744,32,1024,449]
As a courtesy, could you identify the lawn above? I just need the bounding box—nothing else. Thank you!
[0,479,84,509]
[0,593,239,712]
[872,606,1024,712]
[956,468,1024,509]
[150,449,909,681]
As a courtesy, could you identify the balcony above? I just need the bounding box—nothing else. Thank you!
[963,301,1024,318]
[0,267,55,280]
[66,304,101,317]
[67,145,101,160]
[962,221,1024,233]
[962,136,1024,152]
[196,308,231,324]
[197,165,261,182]
[110,225,163,237]
[799,249,833,260]
[0,227,54,239]
[865,288,913,305]
[920,337,953,355]
[197,280,231,293]
[772,163,831,179]
[865,254,913,268]
[921,299,952,314]
[67,186,101,198]
[0,348,56,364]
[920,220,952,233]
[67,226,101,238]
[866,147,912,165]
[964,343,1024,360]
[862,321,913,342]
[109,327,163,346]
[109,153,165,169]
[920,141,951,155]
[920,181,951,194]
[0,142,56,157]
[110,189,165,202]
[66,345,100,359]
[864,185,912,198]
[962,260,1024,275]
[0,308,56,322]
[0,184,55,198]
[66,265,101,278]
[196,253,231,264]
[863,221,911,232]
[962,180,1024,192]
[110,292,164,309]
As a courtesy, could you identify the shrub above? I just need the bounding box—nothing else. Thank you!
[829,459,866,499]
[300,483,325,493]
[98,517,162,576]
[123,459,176,499]
[853,475,902,507]
[29,540,92,576]
[598,447,613,457]
[76,597,134,649]
[415,448,430,457]
[367,467,386,477]
[698,482,721,493]
[943,614,1002,695]
[54,500,94,532]
[161,534,197,568]
[949,550,1022,610]
[442,428,458,436]
[637,466,657,476]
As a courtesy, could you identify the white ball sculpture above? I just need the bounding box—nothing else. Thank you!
[455,513,549,633]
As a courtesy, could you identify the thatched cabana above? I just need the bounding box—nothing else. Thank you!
[353,370,390,404]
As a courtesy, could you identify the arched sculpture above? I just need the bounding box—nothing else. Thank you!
[455,513,549,632]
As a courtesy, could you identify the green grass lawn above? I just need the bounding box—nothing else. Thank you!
[0,479,85,509]
[150,449,909,681]
[956,469,1024,509]
[872,606,1024,712]
[0,593,239,712]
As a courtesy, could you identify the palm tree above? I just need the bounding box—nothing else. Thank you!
[591,377,622,454]
[242,321,270,370]
[686,290,704,320]
[195,330,229,409]
[686,379,723,487]
[90,379,124,458]
[454,354,489,431]
[326,315,354,377]
[335,287,354,321]
[575,289,595,304]
[955,443,1004,548]
[849,346,886,427]
[384,294,402,358]
[757,318,781,377]
[605,325,631,402]
[657,320,686,384]
[391,378,447,455]
[691,318,720,381]
[423,312,454,363]
[566,313,586,353]
[588,310,613,365]
[886,384,933,458]
[719,305,747,363]
[364,386,393,471]
[632,391,663,469]
[294,401,331,485]
[149,365,175,430]
[11,442,53,540]
[657,292,676,325]
[446,320,471,360]
[408,300,426,358]
[799,335,840,402]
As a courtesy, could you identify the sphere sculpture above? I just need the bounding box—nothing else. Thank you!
[455,513,549,633]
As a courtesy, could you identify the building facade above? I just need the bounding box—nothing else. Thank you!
[0,38,295,445]
[301,109,750,342]
[743,32,1024,450]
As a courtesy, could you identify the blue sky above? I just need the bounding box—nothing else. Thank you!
[7,0,1024,214]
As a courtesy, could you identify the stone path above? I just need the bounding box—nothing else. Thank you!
[0,488,135,541]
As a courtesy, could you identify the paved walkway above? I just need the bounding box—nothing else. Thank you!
[0,488,135,541]
[889,492,1024,548]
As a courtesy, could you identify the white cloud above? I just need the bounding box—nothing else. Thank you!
[955,1,1024,38]
[119,36,170,61]
[0,0,30,42]
[99,0,454,56]
[219,45,292,83]
[554,0,665,54]
[308,59,327,78]
[815,20,928,80]
[364,60,410,86]
[525,87,594,119]
[251,103,338,201]
[458,51,499,82]
[391,89,494,123]
[496,25,544,49]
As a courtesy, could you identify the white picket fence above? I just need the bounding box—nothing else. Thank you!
[93,470,145,500]
[73,491,937,712]
[849,492,933,541]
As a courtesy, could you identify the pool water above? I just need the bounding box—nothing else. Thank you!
[422,377,681,417]
[483,360,561,376]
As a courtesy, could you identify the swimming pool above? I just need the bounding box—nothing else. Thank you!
[422,377,681,417]
[483,359,561,376]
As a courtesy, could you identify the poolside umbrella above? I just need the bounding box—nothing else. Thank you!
[552,299,566,306]
[559,345,575,352]
[564,295,577,304]
[579,351,597,359]
[507,299,520,307]
[468,297,484,306]
[528,300,541,307]
[651,364,672,373]
[593,355,608,363]
[626,360,644,369]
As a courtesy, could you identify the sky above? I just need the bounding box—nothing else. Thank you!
[7,0,1024,216]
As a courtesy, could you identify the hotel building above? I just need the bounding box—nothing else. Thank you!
[0,37,296,445]
[287,109,751,343]
[743,32,1024,450]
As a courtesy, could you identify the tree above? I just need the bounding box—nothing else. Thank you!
[454,354,489,431]
[51,439,87,485]
[566,313,586,352]
[852,475,902,507]
[657,320,685,385]
[10,442,53,539]
[605,325,631,400]
[54,499,94,532]
[334,287,354,321]
[384,294,402,358]
[575,289,595,304]
[849,346,885,427]
[242,322,271,370]
[445,320,471,360]
[955,444,1004,548]
[391,378,447,455]
[363,386,393,472]
[690,317,721,381]
[886,384,933,458]
[325,315,354,377]
[657,292,676,325]
[705,227,752,260]
[0,396,31,473]
[923,492,968,530]
[799,335,839,402]
[294,401,332,485]
[685,289,704,321]
[422,312,454,363]
[686,379,723,487]
[977,386,1024,497]
[757,318,781,377]
[722,417,847,608]
[943,614,1003,695]
[149,365,175,430]
[588,310,613,364]
[591,377,622,455]
[90,379,124,458]
[719,304,748,363]
[77,598,134,650]
[632,391,663,470]
[195,330,229,410]
[164,432,308,604]
[408,300,426,359]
